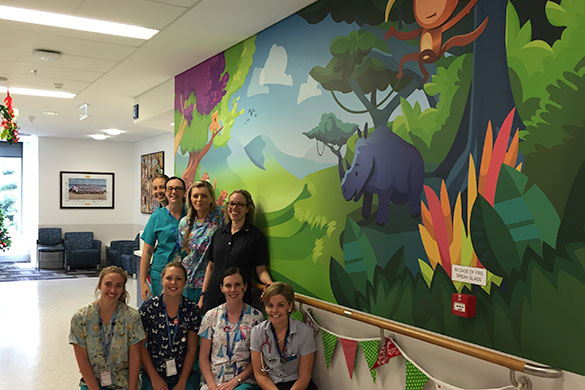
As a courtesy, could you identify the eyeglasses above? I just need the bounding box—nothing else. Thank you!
[166,186,185,192]
[227,201,247,209]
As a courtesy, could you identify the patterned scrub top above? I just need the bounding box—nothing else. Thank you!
[198,303,264,389]
[69,301,146,390]
[178,206,224,289]
[139,295,201,380]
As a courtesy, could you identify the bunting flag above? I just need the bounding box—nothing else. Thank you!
[406,360,429,390]
[321,329,338,367]
[359,339,380,383]
[371,337,401,369]
[340,338,358,379]
[305,308,522,390]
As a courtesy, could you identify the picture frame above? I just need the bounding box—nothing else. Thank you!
[60,171,115,209]
[140,151,165,214]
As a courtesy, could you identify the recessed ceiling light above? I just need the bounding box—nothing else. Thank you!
[43,111,59,116]
[0,86,75,99]
[89,134,108,140]
[103,129,124,136]
[0,5,158,40]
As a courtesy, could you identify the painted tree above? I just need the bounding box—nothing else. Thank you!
[303,113,357,178]
[175,37,256,186]
[432,0,524,196]
[298,0,414,26]
[310,30,420,129]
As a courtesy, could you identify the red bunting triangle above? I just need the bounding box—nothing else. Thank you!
[340,338,358,379]
[371,337,401,369]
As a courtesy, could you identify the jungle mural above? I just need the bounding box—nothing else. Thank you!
[174,0,585,376]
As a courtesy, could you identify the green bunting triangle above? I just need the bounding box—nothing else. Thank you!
[290,311,304,322]
[405,360,429,390]
[321,329,338,368]
[359,339,379,383]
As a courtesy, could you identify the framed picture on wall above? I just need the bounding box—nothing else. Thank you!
[140,151,165,214]
[60,171,115,209]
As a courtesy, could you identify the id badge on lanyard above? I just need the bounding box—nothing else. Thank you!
[100,370,113,387]
[223,365,235,381]
[97,303,118,387]
[166,359,178,377]
[163,296,182,377]
[223,305,244,382]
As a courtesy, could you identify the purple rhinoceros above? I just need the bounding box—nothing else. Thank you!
[340,123,424,226]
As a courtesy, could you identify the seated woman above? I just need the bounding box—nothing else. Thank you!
[250,282,318,390]
[139,262,201,390]
[199,267,265,390]
[69,266,145,390]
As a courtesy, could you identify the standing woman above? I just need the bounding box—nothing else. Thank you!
[69,266,145,390]
[141,176,187,300]
[139,262,201,390]
[199,267,264,390]
[201,190,273,313]
[179,180,224,307]
[250,282,318,390]
[152,174,169,208]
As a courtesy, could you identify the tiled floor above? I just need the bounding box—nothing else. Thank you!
[0,277,138,390]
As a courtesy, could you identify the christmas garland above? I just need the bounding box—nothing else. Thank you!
[0,209,11,251]
[0,91,19,144]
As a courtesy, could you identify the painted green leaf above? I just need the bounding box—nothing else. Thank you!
[418,258,434,288]
[523,185,560,248]
[545,1,568,27]
[471,195,521,276]
[329,256,360,308]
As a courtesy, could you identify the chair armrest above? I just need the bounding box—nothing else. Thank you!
[92,240,102,250]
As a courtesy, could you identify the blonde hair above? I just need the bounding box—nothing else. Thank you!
[182,181,217,251]
[161,261,188,280]
[262,282,295,307]
[95,266,129,303]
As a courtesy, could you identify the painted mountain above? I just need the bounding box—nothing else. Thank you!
[244,135,331,180]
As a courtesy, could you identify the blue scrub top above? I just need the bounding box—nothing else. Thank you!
[142,205,187,274]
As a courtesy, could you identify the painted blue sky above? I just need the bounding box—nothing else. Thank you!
[229,14,368,164]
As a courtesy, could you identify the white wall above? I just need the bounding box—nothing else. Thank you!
[38,137,137,261]
[132,132,174,231]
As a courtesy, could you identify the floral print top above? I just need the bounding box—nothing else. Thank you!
[198,303,264,389]
[178,206,224,289]
[69,301,145,389]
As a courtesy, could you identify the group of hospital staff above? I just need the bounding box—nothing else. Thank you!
[69,174,318,390]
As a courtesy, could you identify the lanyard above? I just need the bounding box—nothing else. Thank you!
[223,305,245,362]
[97,302,118,363]
[271,322,291,362]
[162,295,182,353]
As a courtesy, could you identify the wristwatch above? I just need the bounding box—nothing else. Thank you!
[235,376,242,384]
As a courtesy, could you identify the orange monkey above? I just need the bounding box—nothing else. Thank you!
[384,0,488,82]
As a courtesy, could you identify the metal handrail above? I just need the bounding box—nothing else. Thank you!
[256,283,562,379]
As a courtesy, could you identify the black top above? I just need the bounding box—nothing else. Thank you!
[202,221,269,312]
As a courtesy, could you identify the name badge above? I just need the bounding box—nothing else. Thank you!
[223,365,234,381]
[166,359,178,377]
[100,370,112,387]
